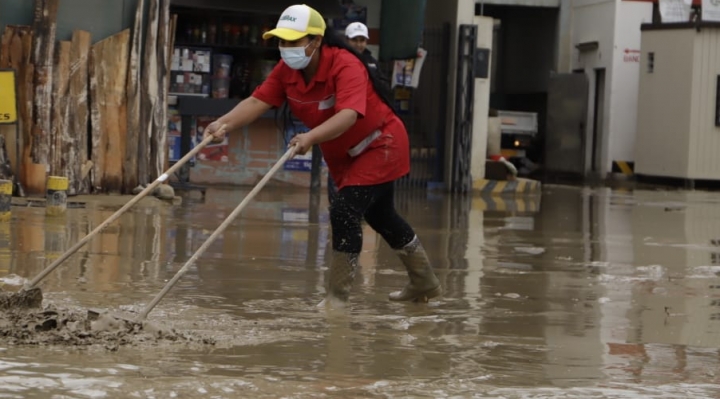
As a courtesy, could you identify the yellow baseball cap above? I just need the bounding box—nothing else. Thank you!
[263,4,327,41]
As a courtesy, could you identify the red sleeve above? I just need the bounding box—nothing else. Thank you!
[333,57,367,118]
[252,62,286,107]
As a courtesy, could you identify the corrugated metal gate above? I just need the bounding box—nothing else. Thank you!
[450,24,478,193]
[382,23,451,190]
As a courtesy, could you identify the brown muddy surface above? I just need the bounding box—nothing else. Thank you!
[0,304,214,350]
[2,185,720,398]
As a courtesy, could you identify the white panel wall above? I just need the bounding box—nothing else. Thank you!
[687,28,720,179]
[635,29,694,177]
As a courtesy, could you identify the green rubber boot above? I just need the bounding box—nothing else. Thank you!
[318,251,359,308]
[389,236,442,303]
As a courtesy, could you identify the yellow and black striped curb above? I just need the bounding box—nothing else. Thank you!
[472,195,541,213]
[612,161,634,175]
[472,178,541,196]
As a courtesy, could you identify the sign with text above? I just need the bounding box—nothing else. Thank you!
[658,0,691,22]
[703,0,720,21]
[623,49,641,63]
[0,70,17,124]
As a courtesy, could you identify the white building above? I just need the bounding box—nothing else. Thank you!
[418,0,653,182]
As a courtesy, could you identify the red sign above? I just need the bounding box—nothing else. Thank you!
[623,48,641,63]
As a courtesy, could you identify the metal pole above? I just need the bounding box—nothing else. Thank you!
[310,144,322,192]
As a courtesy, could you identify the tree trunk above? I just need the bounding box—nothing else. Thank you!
[152,0,170,181]
[30,0,59,166]
[139,0,159,186]
[89,30,130,194]
[125,0,144,193]
[68,30,92,195]
[50,40,71,178]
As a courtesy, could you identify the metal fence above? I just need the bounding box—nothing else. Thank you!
[380,23,452,190]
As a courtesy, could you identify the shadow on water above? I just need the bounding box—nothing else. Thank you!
[1,185,720,398]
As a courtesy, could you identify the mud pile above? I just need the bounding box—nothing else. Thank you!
[0,304,216,351]
[0,287,44,310]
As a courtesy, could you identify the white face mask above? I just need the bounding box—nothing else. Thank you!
[279,42,316,70]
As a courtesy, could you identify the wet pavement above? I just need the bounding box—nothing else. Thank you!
[2,184,720,398]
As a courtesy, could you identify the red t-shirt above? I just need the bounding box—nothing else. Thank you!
[252,45,410,190]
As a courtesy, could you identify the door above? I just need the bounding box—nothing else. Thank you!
[592,68,606,173]
[545,73,589,175]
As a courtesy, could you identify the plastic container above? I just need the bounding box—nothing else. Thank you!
[213,54,233,78]
[212,77,230,99]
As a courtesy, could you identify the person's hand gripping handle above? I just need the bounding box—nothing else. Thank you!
[204,121,229,144]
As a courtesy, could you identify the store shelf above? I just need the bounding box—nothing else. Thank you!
[169,92,209,97]
[176,96,275,119]
[174,41,278,52]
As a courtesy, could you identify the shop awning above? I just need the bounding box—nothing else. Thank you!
[169,0,344,18]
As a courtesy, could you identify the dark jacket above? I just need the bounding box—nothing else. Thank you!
[361,49,391,92]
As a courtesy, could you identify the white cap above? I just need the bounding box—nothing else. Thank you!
[345,22,369,39]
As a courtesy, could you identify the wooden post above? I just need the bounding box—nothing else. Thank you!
[89,30,130,193]
[68,30,92,195]
[140,0,160,185]
[125,0,144,193]
[1,26,44,196]
[30,0,59,166]
[50,41,71,178]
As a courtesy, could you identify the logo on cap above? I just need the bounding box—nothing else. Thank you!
[280,15,297,22]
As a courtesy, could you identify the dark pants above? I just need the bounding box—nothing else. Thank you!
[328,174,338,205]
[330,181,415,254]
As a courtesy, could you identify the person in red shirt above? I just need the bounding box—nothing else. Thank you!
[204,4,441,307]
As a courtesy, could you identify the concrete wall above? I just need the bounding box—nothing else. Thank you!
[567,0,651,174]
[0,0,138,43]
[470,16,493,183]
[495,7,558,94]
[556,0,572,73]
[572,0,616,175]
[434,0,475,186]
[608,1,652,168]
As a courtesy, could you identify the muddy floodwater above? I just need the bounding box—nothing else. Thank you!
[2,185,720,398]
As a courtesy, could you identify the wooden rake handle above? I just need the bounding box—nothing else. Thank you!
[24,125,228,290]
[135,145,297,322]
